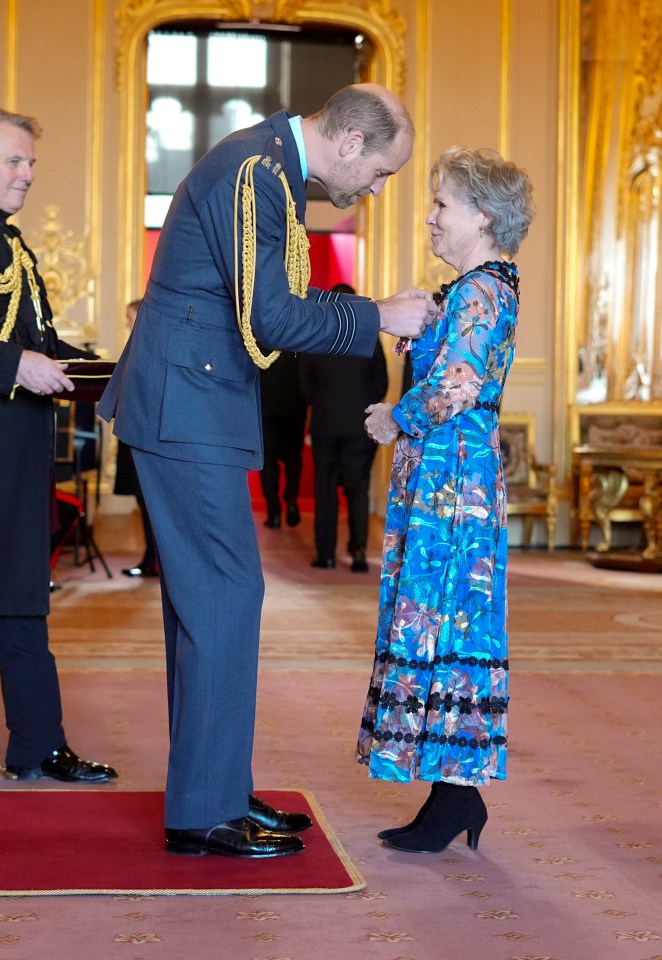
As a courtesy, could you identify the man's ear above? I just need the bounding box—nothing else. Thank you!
[338,129,365,158]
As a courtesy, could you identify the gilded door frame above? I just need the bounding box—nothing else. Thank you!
[114,0,407,319]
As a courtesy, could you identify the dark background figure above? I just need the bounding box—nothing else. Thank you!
[114,299,158,577]
[300,283,388,572]
[259,350,307,529]
[0,108,117,783]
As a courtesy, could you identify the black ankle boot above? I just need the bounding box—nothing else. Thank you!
[382,783,487,853]
[377,783,436,840]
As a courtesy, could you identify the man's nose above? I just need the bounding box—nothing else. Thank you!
[370,177,387,197]
[20,162,34,182]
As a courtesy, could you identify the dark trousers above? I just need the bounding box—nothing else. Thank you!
[136,492,157,567]
[259,415,305,519]
[0,615,65,767]
[132,449,264,829]
[311,433,377,561]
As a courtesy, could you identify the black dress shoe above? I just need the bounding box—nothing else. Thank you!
[4,743,118,782]
[248,793,313,833]
[165,818,305,858]
[351,549,369,573]
[285,501,301,527]
[122,563,159,578]
[264,514,281,529]
[311,558,335,569]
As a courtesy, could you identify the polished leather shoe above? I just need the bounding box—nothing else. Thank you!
[311,558,335,569]
[351,549,369,573]
[4,743,118,782]
[285,501,301,527]
[247,794,313,833]
[264,514,281,529]
[122,563,159,578]
[165,818,305,858]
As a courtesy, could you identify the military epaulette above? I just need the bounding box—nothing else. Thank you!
[258,135,285,179]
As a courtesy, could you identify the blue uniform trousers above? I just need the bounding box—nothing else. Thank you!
[132,450,264,829]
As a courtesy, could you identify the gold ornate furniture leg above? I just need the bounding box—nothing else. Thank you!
[639,472,661,560]
[587,469,629,552]
[578,461,594,550]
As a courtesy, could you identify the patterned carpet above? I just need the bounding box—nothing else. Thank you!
[1,509,660,959]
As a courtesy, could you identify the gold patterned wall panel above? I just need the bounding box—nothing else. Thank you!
[578,0,662,406]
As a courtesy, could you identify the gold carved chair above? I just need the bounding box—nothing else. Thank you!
[500,412,558,550]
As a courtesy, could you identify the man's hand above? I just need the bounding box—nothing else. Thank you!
[365,402,399,445]
[376,288,437,339]
[15,351,75,395]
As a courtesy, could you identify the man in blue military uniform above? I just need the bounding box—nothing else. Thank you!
[99,83,435,859]
[0,109,117,784]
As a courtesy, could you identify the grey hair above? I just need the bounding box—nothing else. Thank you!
[0,108,42,138]
[316,84,413,156]
[430,146,534,256]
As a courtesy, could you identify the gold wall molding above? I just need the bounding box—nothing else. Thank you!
[411,0,434,293]
[4,0,18,110]
[557,0,581,474]
[499,0,511,158]
[507,357,547,390]
[114,0,407,323]
[85,0,105,343]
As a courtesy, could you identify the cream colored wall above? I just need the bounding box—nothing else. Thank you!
[2,0,570,540]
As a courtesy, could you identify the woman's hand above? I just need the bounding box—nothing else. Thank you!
[364,402,399,445]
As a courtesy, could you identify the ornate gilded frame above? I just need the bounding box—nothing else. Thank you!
[114,0,407,317]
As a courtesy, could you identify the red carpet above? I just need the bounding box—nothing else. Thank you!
[0,790,364,896]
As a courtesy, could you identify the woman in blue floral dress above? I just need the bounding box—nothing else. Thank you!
[357,146,534,853]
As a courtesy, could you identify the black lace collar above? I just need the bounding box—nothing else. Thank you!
[438,259,519,303]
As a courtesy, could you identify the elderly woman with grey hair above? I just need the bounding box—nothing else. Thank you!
[357,146,534,853]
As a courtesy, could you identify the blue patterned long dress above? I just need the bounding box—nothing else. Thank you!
[357,260,519,786]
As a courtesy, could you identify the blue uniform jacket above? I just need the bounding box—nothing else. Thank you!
[98,110,380,469]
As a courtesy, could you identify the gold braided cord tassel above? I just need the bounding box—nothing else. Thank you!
[233,156,311,370]
[281,172,311,298]
[0,236,37,343]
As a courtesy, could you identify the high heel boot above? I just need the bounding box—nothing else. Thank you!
[382,782,487,853]
[377,783,437,840]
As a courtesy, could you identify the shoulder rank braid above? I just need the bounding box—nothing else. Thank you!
[0,233,45,343]
[233,155,311,369]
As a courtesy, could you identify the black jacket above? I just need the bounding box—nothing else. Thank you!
[299,340,388,436]
[0,212,84,615]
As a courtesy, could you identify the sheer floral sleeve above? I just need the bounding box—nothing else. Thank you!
[391,274,500,439]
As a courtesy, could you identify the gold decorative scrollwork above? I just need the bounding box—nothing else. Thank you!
[30,204,95,342]
[115,0,406,93]
[579,0,662,405]
[115,1,253,88]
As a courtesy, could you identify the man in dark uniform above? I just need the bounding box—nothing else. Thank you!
[99,83,435,859]
[300,284,389,572]
[0,108,117,783]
